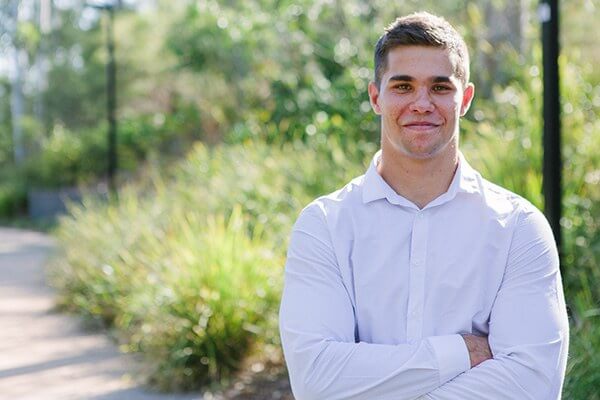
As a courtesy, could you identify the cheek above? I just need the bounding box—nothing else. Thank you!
[381,94,409,112]
[380,103,403,120]
[452,94,465,115]
[440,102,461,119]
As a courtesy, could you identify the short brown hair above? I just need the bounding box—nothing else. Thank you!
[374,12,470,87]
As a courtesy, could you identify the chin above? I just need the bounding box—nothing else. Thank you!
[399,141,452,160]
[382,131,456,161]
[405,150,441,160]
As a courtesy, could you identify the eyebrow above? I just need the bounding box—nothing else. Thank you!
[387,75,453,83]
[432,76,452,83]
[388,75,413,82]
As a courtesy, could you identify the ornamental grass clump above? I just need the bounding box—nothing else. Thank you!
[51,197,284,390]
[49,190,174,326]
[114,207,282,391]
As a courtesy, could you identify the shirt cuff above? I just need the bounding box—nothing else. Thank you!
[427,334,471,385]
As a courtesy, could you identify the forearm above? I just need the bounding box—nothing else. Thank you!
[421,344,567,400]
[281,331,470,400]
[422,209,569,400]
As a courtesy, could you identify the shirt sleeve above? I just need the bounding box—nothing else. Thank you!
[279,204,471,400]
[420,206,570,400]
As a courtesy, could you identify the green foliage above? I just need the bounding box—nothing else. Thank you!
[116,207,282,390]
[39,8,107,130]
[564,300,600,400]
[22,113,204,188]
[459,46,545,206]
[15,20,41,57]
[168,140,375,245]
[164,0,383,144]
[49,140,374,390]
[558,57,600,304]
[23,124,104,188]
[0,167,27,217]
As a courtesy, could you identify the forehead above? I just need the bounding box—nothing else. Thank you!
[382,45,458,82]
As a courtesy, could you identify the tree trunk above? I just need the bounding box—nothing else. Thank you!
[8,0,25,165]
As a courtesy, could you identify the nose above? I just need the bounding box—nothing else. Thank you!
[410,88,434,113]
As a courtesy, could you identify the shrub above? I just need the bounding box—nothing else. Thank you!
[49,139,374,390]
[115,207,282,390]
[0,172,27,218]
[24,124,107,188]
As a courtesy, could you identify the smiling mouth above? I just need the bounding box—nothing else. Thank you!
[403,122,441,130]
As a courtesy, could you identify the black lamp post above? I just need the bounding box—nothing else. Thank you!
[89,1,120,199]
[539,0,562,257]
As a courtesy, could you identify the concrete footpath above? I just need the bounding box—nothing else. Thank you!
[0,227,202,400]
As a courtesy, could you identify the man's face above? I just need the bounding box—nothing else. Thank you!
[368,45,474,160]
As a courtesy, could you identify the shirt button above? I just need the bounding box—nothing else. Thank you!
[412,259,420,267]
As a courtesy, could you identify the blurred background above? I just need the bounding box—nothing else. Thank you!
[0,0,598,398]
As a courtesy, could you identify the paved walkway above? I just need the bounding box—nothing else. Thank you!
[0,227,202,400]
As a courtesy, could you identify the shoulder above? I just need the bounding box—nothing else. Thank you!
[474,174,541,221]
[287,175,365,260]
[295,174,366,230]
[475,176,557,252]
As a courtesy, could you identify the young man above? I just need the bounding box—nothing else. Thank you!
[279,12,569,400]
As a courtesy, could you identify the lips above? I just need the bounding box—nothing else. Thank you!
[402,121,441,131]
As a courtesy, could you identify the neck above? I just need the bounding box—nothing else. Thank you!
[377,145,459,209]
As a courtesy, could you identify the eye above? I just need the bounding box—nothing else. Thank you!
[393,83,412,91]
[432,84,452,92]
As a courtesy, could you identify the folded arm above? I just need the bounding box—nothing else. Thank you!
[421,208,570,400]
[279,205,471,400]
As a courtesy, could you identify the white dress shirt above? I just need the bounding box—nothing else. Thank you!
[279,151,569,400]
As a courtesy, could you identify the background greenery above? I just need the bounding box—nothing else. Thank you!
[1,0,598,397]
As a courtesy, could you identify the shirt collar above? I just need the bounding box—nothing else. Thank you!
[455,152,481,195]
[362,150,481,206]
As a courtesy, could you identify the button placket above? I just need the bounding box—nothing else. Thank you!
[406,211,429,342]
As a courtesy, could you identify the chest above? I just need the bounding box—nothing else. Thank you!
[334,206,513,344]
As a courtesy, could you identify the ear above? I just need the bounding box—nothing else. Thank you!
[368,81,382,115]
[459,83,475,117]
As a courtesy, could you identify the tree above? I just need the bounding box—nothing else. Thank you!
[1,0,26,164]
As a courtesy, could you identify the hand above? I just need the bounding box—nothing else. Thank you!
[461,334,492,368]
